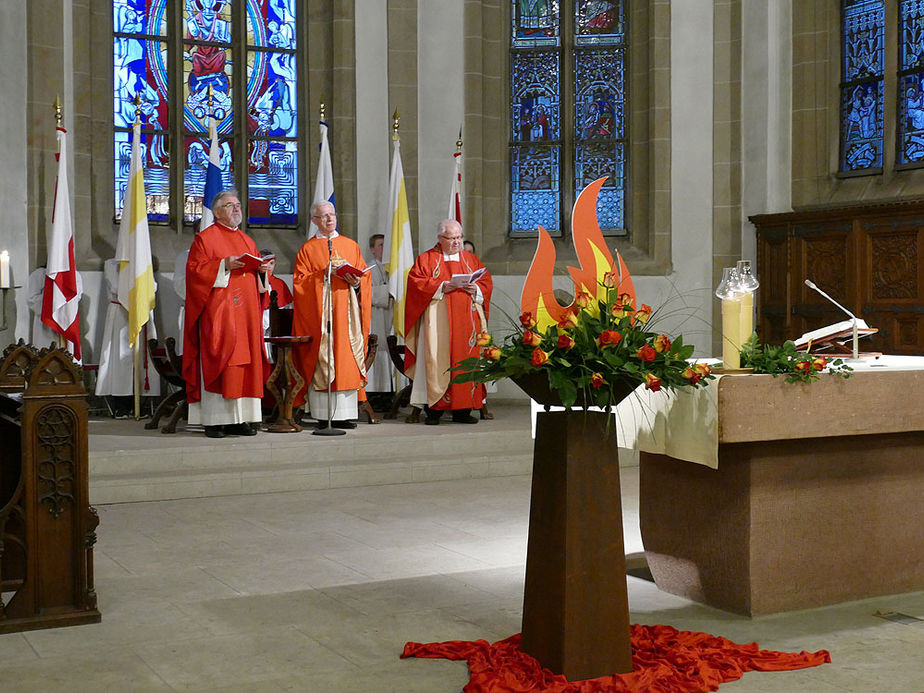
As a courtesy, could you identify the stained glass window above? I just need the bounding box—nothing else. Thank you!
[839,0,885,173]
[509,0,627,236]
[898,0,924,165]
[113,0,302,226]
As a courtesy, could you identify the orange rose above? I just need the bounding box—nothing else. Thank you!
[602,271,618,288]
[693,363,711,377]
[556,334,575,350]
[682,366,701,384]
[557,310,578,330]
[519,312,537,329]
[530,348,550,366]
[617,292,633,308]
[644,372,662,391]
[795,360,811,374]
[522,330,542,347]
[475,332,492,347]
[611,303,628,319]
[812,356,828,371]
[574,291,593,309]
[596,330,623,348]
[482,346,502,361]
[653,334,671,353]
[636,344,657,362]
[635,304,653,324]
[590,372,605,389]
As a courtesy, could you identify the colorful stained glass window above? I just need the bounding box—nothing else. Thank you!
[510,0,627,235]
[113,0,302,226]
[839,0,885,173]
[898,0,924,165]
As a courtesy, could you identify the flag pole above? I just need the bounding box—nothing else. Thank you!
[391,109,401,390]
[53,96,66,351]
[132,94,143,421]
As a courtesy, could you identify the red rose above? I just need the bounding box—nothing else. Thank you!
[556,334,575,350]
[682,366,701,384]
[475,332,492,347]
[636,344,657,362]
[795,360,811,374]
[596,330,623,348]
[557,310,578,330]
[522,330,542,347]
[644,372,662,391]
[530,348,550,366]
[653,334,671,353]
[812,356,828,371]
[574,291,593,309]
[694,363,711,377]
[635,304,653,324]
[590,372,605,389]
[519,312,537,329]
[482,346,502,361]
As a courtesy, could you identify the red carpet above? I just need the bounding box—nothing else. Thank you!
[402,625,831,692]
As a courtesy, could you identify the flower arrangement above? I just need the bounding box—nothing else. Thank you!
[453,280,714,409]
[739,334,852,383]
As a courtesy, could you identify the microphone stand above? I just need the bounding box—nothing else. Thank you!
[804,279,860,360]
[313,235,345,437]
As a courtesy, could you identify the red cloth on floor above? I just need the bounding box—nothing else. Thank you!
[401,625,831,692]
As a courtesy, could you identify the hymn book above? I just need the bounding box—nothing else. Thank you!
[236,253,275,272]
[334,262,372,279]
[793,319,878,353]
[449,266,486,288]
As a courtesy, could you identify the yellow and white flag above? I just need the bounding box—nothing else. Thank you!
[115,120,156,348]
[385,138,414,338]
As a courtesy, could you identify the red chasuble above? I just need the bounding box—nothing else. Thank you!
[291,234,372,405]
[404,247,493,410]
[182,223,269,404]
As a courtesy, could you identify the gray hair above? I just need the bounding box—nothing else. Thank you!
[311,200,337,217]
[211,189,240,211]
[437,219,463,238]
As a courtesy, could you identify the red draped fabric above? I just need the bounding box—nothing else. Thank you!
[401,627,830,693]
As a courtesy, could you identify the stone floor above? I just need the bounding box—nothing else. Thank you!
[2,446,923,690]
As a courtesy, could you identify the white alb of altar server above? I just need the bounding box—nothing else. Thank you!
[365,235,393,393]
[27,267,83,355]
[95,258,160,396]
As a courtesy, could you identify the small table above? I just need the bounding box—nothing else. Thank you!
[264,336,312,433]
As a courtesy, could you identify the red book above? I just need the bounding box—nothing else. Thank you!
[334,262,371,279]
[237,253,275,272]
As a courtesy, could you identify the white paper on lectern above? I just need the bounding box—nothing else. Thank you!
[793,318,871,349]
[449,266,486,288]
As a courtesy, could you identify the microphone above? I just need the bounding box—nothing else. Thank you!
[803,279,859,359]
[328,237,333,255]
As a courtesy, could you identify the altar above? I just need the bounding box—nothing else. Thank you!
[625,356,924,615]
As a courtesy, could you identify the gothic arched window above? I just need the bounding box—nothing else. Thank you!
[898,0,924,166]
[838,0,885,174]
[112,0,300,227]
[509,0,627,236]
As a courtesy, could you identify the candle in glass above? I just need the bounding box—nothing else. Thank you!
[735,260,760,345]
[715,267,743,370]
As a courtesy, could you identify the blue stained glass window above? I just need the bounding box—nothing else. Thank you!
[898,0,924,165]
[839,0,885,173]
[509,0,627,236]
[511,146,560,233]
[248,141,298,225]
[512,0,560,47]
[114,130,170,222]
[113,0,303,226]
[512,53,560,142]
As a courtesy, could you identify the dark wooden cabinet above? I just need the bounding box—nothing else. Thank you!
[751,201,924,355]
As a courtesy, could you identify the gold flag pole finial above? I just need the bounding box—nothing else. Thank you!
[132,93,142,127]
[207,84,214,117]
[319,98,326,123]
[392,109,400,141]
[54,96,63,127]
[456,126,463,152]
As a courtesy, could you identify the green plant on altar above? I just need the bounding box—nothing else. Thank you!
[452,281,715,409]
[739,334,852,383]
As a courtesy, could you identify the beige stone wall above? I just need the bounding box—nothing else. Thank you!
[792,0,924,207]
[462,0,672,277]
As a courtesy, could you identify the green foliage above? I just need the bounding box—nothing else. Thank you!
[739,334,852,383]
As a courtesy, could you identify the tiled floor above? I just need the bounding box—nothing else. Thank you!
[1,473,923,691]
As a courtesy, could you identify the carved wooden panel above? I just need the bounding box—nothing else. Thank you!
[869,231,918,299]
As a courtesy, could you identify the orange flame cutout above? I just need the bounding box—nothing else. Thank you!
[521,177,635,331]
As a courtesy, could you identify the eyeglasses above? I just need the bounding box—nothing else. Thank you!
[312,213,337,220]
[220,202,242,210]
[441,236,464,242]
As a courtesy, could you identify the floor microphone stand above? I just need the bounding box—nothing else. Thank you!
[313,236,345,437]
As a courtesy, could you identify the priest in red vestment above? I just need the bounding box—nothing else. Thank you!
[182,190,271,439]
[292,202,372,429]
[404,220,493,425]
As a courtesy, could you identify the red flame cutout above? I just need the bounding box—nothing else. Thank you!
[521,177,635,330]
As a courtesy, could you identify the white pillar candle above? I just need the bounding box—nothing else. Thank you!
[721,296,742,370]
[0,250,9,288]
[739,290,754,345]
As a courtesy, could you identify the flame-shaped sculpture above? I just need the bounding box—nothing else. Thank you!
[521,177,635,330]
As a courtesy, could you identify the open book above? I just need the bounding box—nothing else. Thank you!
[334,262,371,279]
[448,266,486,288]
[237,253,274,272]
[792,319,878,352]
